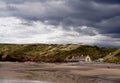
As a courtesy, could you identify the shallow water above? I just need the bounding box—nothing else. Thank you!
[0,79,53,83]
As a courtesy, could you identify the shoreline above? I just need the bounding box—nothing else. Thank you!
[0,62,120,83]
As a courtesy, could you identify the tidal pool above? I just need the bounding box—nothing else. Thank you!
[0,79,53,83]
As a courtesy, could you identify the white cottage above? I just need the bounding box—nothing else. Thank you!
[65,55,91,63]
[79,55,91,62]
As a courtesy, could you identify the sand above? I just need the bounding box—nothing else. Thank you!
[0,62,120,83]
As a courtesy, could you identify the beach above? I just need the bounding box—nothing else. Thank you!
[0,62,120,83]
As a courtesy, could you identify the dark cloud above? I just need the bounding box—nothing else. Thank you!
[0,0,120,46]
[95,16,120,38]
[94,0,120,4]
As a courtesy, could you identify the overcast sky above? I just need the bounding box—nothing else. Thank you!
[0,0,120,47]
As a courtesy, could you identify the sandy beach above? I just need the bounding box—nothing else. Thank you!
[0,62,120,83]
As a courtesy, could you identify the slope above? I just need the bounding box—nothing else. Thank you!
[104,48,120,63]
[0,44,118,62]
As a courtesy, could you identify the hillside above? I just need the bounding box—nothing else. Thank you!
[0,44,119,63]
[104,48,120,63]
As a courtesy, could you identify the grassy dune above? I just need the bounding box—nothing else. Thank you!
[0,44,119,63]
[104,48,120,63]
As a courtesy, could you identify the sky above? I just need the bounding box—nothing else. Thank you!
[0,0,120,47]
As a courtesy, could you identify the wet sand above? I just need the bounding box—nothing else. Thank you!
[0,79,51,83]
[0,62,120,83]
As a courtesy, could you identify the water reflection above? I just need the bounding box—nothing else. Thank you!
[0,79,53,83]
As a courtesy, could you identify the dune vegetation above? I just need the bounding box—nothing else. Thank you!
[104,48,120,63]
[0,44,119,63]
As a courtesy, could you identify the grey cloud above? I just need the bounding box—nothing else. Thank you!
[0,0,120,47]
[2,0,120,27]
[0,0,44,4]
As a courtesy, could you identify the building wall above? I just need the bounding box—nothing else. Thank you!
[85,56,91,62]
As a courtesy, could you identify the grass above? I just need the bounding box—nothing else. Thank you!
[0,44,119,63]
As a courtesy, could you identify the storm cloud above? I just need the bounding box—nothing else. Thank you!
[0,0,120,47]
